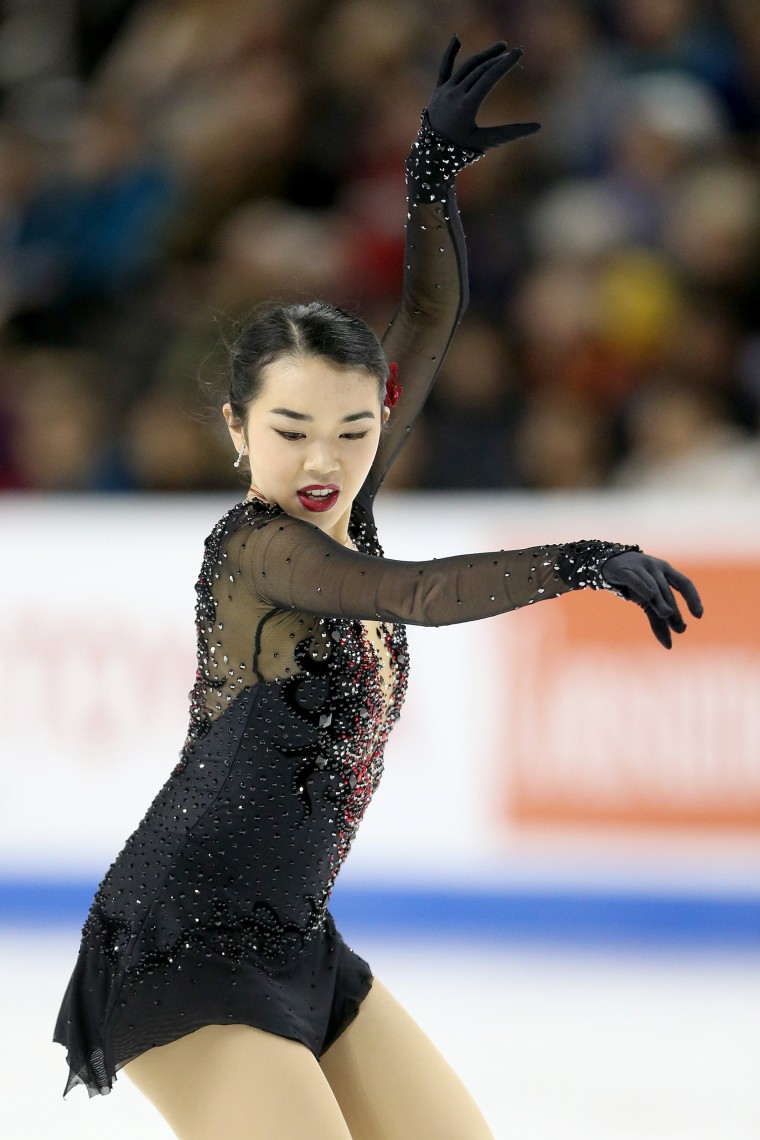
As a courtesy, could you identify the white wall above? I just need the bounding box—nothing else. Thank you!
[3,491,759,896]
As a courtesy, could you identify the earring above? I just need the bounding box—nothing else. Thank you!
[233,443,246,468]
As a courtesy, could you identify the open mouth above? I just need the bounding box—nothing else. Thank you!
[297,486,339,512]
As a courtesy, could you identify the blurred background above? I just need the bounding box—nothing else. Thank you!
[1,1,759,1137]
[0,0,759,492]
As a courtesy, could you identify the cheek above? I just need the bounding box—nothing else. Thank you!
[358,443,380,479]
[252,431,289,463]
[356,433,380,466]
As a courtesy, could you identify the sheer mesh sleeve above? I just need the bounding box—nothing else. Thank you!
[364,114,482,499]
[237,511,636,626]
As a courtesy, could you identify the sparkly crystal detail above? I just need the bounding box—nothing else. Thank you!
[182,496,282,754]
[555,540,642,597]
[405,109,483,204]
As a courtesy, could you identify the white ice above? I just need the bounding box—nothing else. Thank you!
[7,927,759,1139]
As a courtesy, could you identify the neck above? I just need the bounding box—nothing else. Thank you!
[247,485,354,548]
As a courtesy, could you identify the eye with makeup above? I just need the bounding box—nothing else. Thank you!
[275,430,370,441]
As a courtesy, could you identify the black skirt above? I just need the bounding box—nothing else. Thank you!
[53,908,373,1098]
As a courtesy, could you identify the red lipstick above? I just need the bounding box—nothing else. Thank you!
[297,484,339,512]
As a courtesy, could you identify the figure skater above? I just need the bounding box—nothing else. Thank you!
[53,36,702,1139]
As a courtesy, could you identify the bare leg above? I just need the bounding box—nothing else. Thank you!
[319,977,494,1140]
[122,1023,353,1140]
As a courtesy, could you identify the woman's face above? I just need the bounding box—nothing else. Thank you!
[224,355,389,542]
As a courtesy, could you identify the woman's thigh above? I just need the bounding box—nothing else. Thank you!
[319,977,494,1140]
[122,1023,353,1140]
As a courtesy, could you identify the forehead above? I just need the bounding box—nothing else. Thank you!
[257,355,378,402]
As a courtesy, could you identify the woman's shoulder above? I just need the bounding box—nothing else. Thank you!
[199,496,283,564]
[350,494,383,557]
[212,495,283,536]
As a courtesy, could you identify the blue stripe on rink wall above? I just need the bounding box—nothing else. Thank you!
[1,878,759,947]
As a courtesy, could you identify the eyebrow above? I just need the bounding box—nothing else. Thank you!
[269,408,375,423]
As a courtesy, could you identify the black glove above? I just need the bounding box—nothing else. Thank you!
[426,35,541,153]
[601,551,704,650]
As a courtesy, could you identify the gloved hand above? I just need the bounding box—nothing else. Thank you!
[601,551,704,649]
[426,35,541,152]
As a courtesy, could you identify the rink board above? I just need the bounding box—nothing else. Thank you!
[1,492,758,937]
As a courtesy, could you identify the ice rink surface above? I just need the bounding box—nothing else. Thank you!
[7,926,759,1139]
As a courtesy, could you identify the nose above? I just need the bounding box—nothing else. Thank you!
[304,438,339,481]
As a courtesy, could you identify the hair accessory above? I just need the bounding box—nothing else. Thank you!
[233,443,246,468]
[384,362,402,408]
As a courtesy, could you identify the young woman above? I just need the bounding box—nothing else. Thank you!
[53,37,702,1139]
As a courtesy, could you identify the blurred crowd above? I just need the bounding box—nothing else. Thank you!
[1,0,759,494]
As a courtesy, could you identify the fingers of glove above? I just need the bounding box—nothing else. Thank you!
[636,570,674,621]
[464,46,524,98]
[474,121,541,149]
[652,570,686,632]
[460,49,515,96]
[663,564,704,618]
[450,40,507,85]
[646,607,673,650]
[437,34,461,86]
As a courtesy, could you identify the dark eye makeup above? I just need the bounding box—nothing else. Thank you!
[275,430,370,442]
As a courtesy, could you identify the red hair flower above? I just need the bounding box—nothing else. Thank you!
[384,361,402,408]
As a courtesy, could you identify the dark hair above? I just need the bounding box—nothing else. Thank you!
[227,300,389,428]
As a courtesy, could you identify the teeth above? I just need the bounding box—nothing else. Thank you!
[303,489,334,498]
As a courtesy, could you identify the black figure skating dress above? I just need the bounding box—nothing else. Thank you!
[53,117,630,1098]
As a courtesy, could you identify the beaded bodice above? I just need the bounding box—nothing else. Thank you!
[177,491,412,922]
[181,494,408,757]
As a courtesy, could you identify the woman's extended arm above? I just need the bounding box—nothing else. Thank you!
[364,38,540,500]
[236,510,702,645]
[365,137,468,499]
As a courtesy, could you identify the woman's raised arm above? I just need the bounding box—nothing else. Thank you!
[365,37,541,499]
